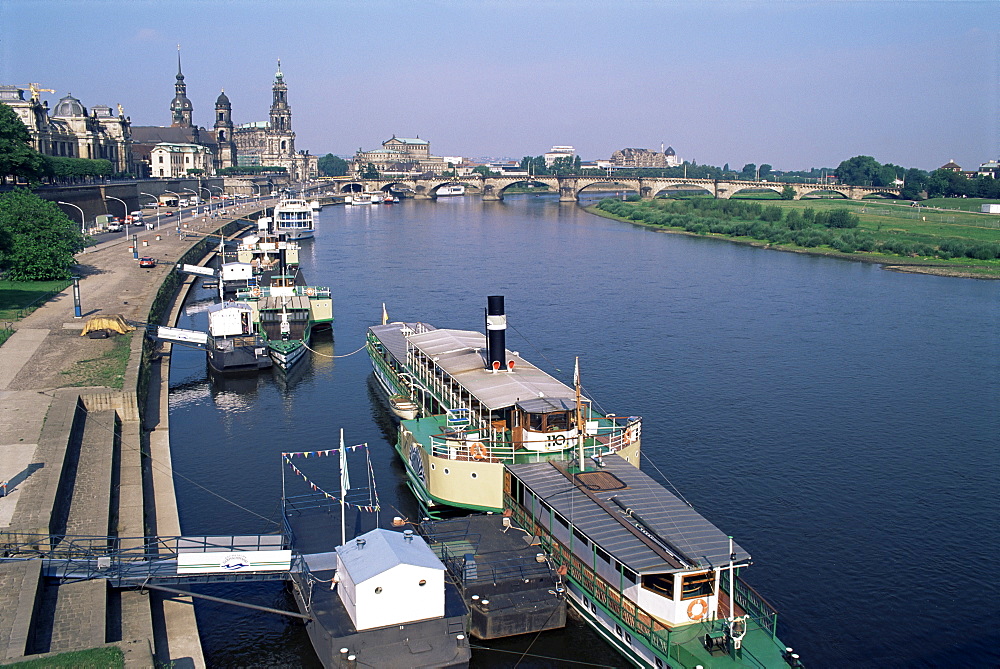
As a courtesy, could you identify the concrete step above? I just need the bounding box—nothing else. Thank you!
[63,410,117,538]
[0,561,43,660]
[39,579,107,653]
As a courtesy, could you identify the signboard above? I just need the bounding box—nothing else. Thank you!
[156,326,209,345]
[176,263,217,278]
[176,550,293,575]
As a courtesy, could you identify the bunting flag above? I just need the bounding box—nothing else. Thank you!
[282,447,380,512]
[281,444,367,459]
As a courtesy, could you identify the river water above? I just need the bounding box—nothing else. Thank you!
[168,194,999,668]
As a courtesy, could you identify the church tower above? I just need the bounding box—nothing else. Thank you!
[170,47,194,128]
[214,89,236,168]
[268,60,294,156]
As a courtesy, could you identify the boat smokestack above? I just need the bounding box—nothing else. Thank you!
[485,295,506,371]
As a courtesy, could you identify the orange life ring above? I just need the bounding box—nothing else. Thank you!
[556,564,568,576]
[687,598,708,621]
[306,287,316,297]
[622,430,631,447]
[471,443,487,460]
[251,287,262,298]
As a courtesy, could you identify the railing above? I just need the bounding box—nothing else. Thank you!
[236,285,331,299]
[434,541,551,587]
[724,575,779,639]
[426,415,640,464]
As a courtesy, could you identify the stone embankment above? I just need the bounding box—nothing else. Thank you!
[0,202,265,667]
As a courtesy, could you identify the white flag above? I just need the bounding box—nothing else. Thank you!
[381,302,388,325]
[339,429,350,495]
[573,356,580,388]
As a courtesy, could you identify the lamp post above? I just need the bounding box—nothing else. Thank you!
[251,183,261,203]
[105,196,128,238]
[57,201,85,235]
[140,192,160,230]
[182,188,198,216]
[200,187,212,215]
[208,185,224,214]
[165,190,181,233]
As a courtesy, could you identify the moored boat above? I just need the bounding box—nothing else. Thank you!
[205,301,272,373]
[504,456,803,668]
[436,185,466,197]
[273,197,315,239]
[236,271,333,371]
[366,296,641,515]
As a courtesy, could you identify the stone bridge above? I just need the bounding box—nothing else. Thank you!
[322,175,900,202]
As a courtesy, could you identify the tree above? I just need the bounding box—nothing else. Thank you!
[0,103,49,183]
[780,184,796,200]
[740,163,756,180]
[361,162,379,178]
[0,189,84,280]
[318,153,348,177]
[835,155,881,186]
[471,165,496,177]
[758,164,772,180]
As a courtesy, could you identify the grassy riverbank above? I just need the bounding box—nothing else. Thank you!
[588,197,1000,279]
[0,279,73,345]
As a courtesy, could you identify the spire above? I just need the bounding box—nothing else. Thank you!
[176,44,184,81]
[170,44,193,127]
[276,59,283,81]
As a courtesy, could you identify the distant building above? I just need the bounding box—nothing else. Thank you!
[611,147,668,169]
[939,160,963,173]
[663,145,682,167]
[978,160,999,178]
[149,142,213,178]
[131,51,316,180]
[354,136,448,175]
[0,84,132,173]
[543,145,575,166]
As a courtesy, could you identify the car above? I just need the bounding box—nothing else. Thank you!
[163,211,173,217]
[138,257,157,268]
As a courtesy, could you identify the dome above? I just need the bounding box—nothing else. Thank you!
[52,94,86,117]
[171,94,193,110]
[216,89,231,106]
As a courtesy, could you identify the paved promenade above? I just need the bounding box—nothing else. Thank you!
[0,203,264,666]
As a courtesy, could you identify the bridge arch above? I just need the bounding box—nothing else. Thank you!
[493,179,555,195]
[799,188,850,199]
[727,185,784,199]
[860,190,903,199]
[575,180,641,201]
[339,181,367,193]
[649,182,715,199]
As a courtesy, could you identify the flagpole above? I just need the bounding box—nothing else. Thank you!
[340,428,347,546]
[575,356,585,471]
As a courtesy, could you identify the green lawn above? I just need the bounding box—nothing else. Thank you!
[0,279,72,321]
[1,646,124,668]
[908,197,1000,213]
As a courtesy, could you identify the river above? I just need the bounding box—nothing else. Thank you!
[168,193,999,668]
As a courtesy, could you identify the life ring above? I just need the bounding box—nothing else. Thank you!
[687,598,708,621]
[621,430,631,447]
[251,287,262,298]
[471,443,487,461]
[556,564,568,576]
[305,287,316,297]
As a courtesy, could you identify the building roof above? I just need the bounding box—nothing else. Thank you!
[336,528,444,584]
[52,94,85,117]
[206,301,252,314]
[131,126,200,145]
[940,160,962,170]
[386,136,429,145]
[508,455,750,575]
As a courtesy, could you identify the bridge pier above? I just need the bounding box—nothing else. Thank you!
[481,185,503,202]
[412,185,433,201]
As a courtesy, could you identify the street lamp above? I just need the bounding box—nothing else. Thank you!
[164,190,182,232]
[251,183,261,203]
[105,196,128,238]
[140,192,160,230]
[200,187,212,215]
[57,201,85,235]
[182,188,198,215]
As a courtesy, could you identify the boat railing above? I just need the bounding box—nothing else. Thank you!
[722,575,779,639]
[236,285,332,299]
[426,415,641,463]
[435,541,552,585]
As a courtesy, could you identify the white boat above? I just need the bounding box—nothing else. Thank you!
[388,394,419,420]
[349,192,373,205]
[309,199,322,212]
[436,185,465,197]
[272,198,315,239]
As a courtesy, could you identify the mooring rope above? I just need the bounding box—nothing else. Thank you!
[301,341,367,358]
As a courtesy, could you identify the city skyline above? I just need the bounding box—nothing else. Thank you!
[2,0,996,172]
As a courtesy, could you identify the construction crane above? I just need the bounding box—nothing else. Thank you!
[22,83,55,102]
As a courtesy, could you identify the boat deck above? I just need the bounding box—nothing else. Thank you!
[419,514,566,639]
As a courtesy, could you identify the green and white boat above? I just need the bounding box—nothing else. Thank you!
[236,272,332,371]
[366,296,642,514]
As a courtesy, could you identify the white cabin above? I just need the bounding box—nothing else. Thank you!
[336,528,445,631]
[207,302,253,337]
[220,263,253,282]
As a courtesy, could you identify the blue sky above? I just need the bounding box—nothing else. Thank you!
[2,0,996,171]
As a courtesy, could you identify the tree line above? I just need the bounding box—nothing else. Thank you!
[596,197,1000,261]
[834,155,1000,200]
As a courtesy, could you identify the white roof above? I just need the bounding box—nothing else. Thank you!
[336,528,444,584]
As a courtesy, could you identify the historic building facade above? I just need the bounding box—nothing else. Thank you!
[149,142,213,178]
[132,53,315,180]
[354,136,448,175]
[0,84,132,172]
[232,62,317,181]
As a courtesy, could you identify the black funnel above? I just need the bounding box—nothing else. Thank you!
[485,295,506,370]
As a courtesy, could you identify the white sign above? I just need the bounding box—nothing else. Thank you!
[176,550,293,574]
[157,327,209,345]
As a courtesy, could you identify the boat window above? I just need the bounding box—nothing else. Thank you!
[529,413,544,430]
[680,571,716,600]
[554,513,569,530]
[641,574,674,599]
[595,546,611,564]
[620,566,637,585]
[572,527,589,547]
[547,412,570,431]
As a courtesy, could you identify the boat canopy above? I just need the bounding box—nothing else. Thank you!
[404,328,577,412]
[516,397,578,413]
[508,455,751,575]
